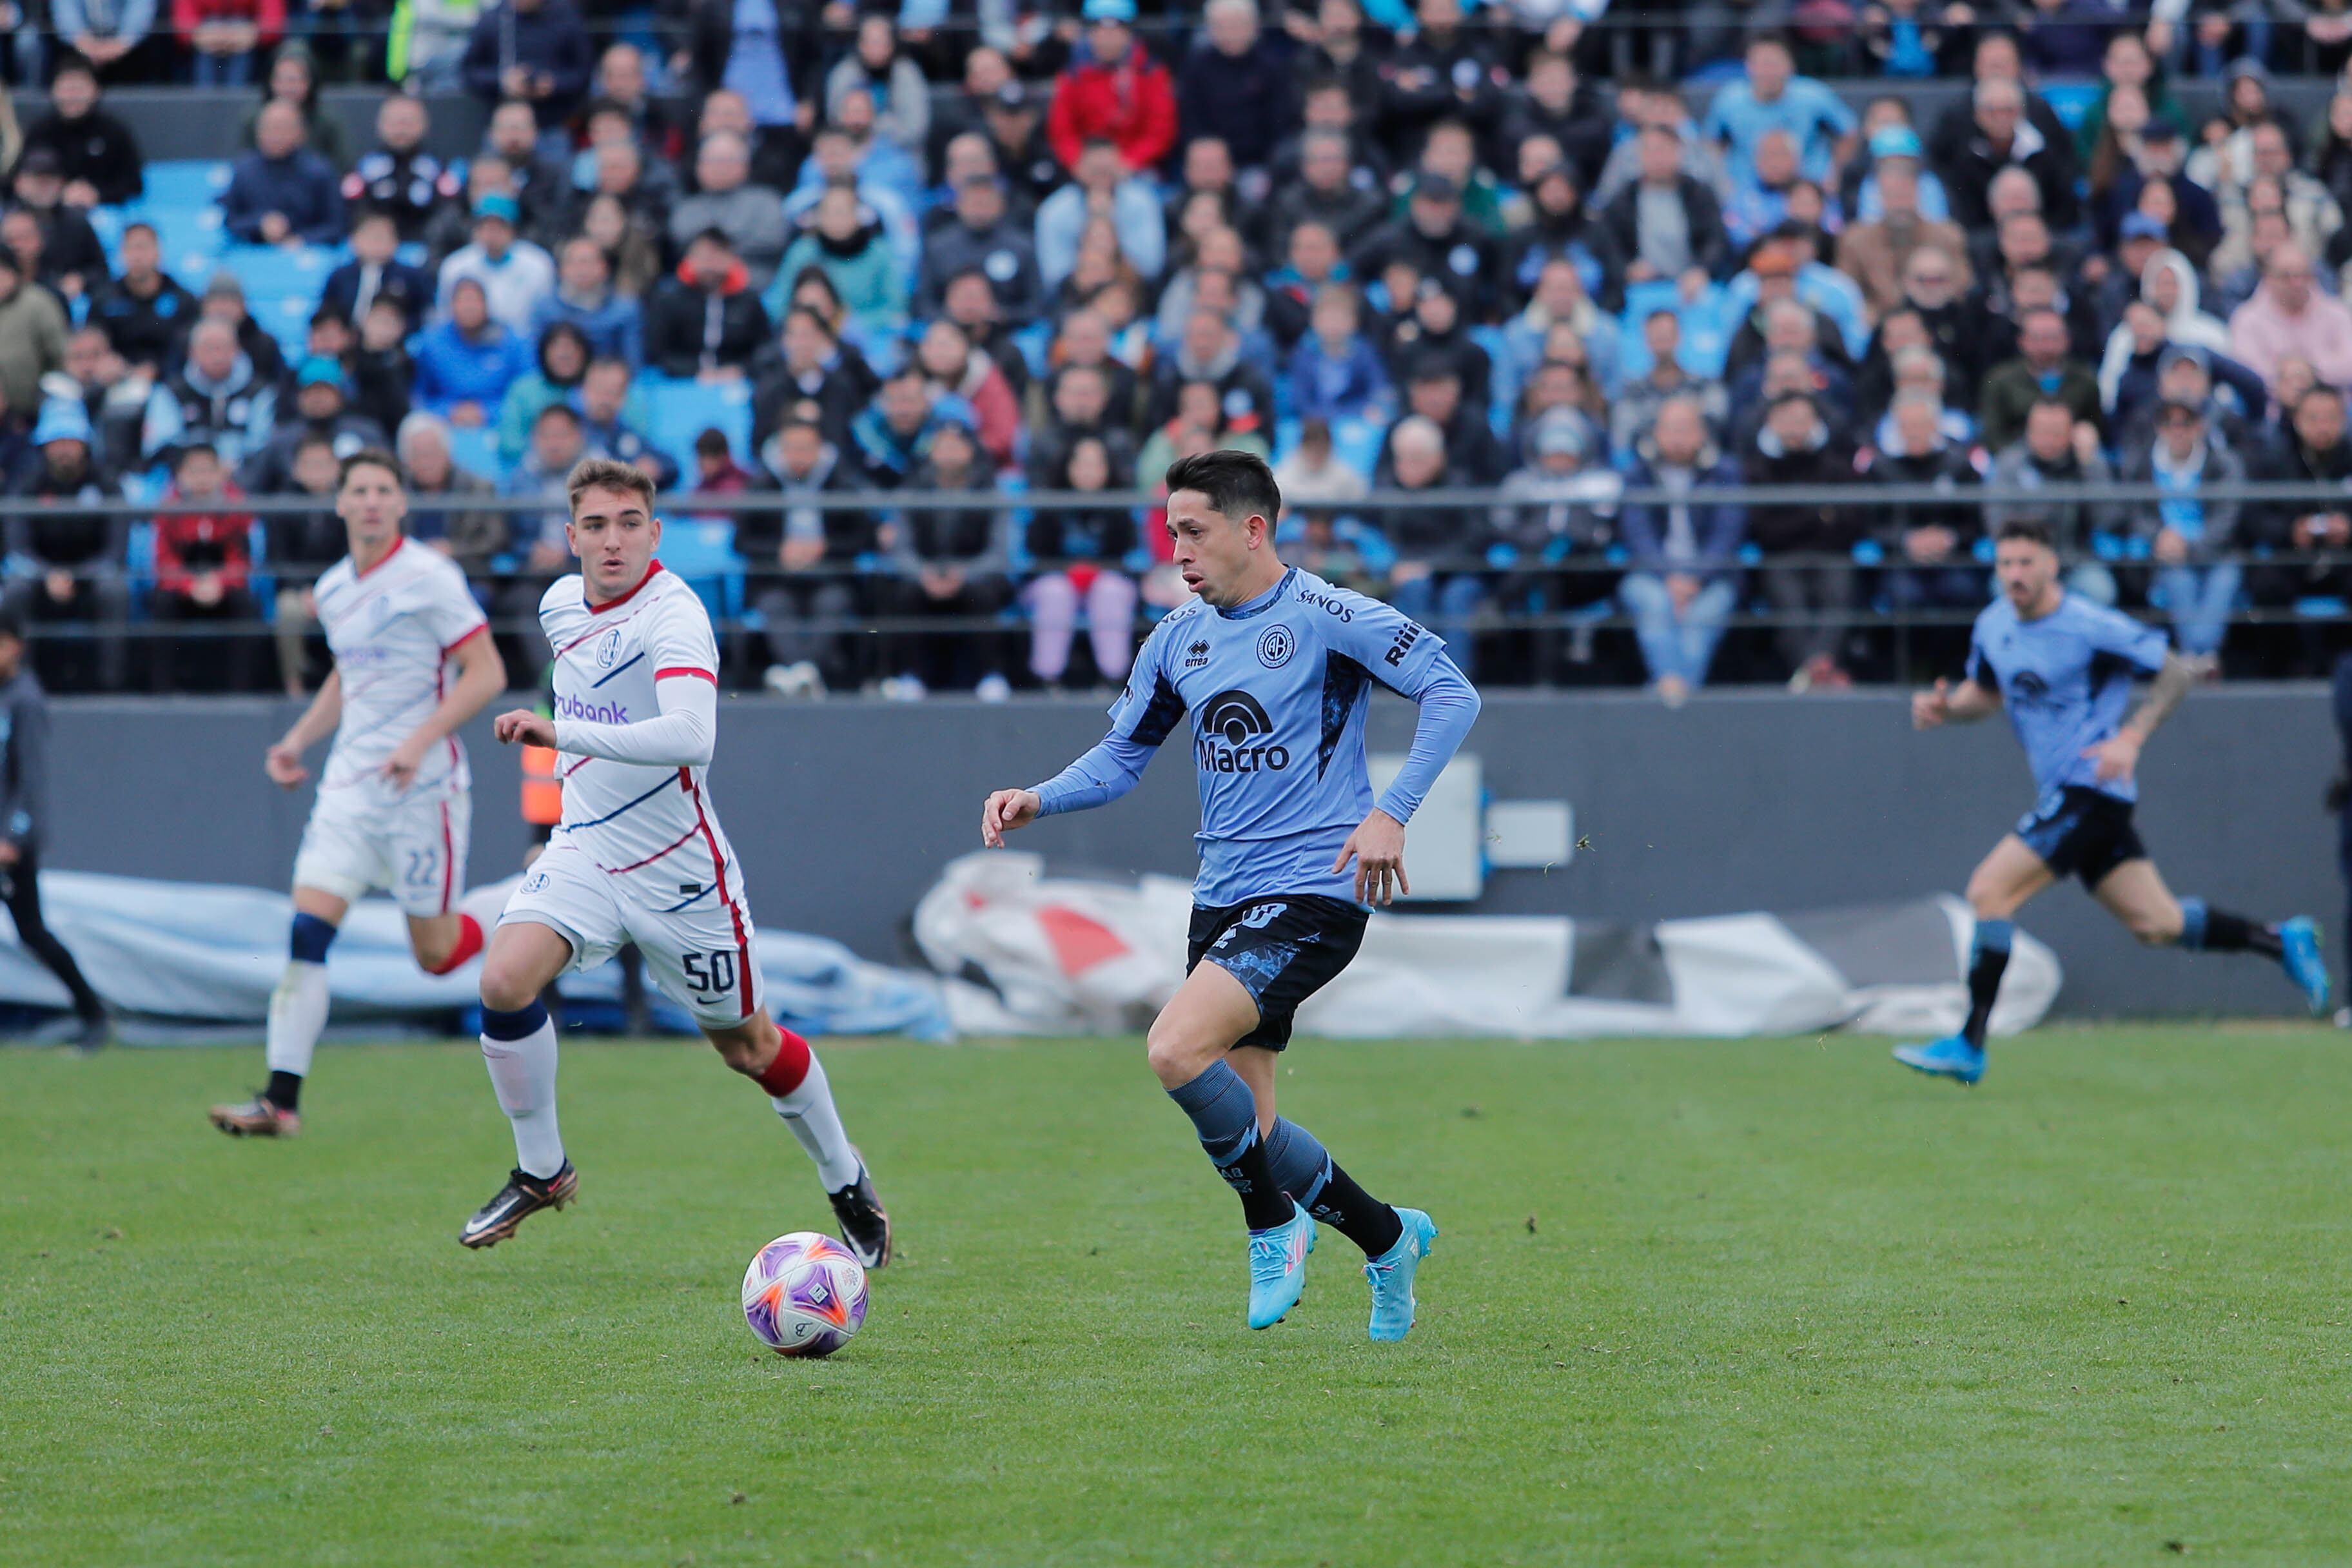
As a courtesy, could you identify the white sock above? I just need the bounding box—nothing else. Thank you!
[480,1017,565,1178]
[771,1054,862,1191]
[264,960,331,1079]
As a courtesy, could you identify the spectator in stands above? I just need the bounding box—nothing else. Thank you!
[1596,123,1728,311]
[1489,410,1622,680]
[1288,283,1391,426]
[941,270,1028,403]
[258,431,348,692]
[1836,128,1967,319]
[2115,342,2262,458]
[1352,175,1502,326]
[322,208,435,332]
[462,0,593,136]
[1048,0,1179,175]
[2250,384,2352,611]
[51,326,143,480]
[777,183,909,340]
[1268,130,1386,262]
[494,320,589,462]
[1611,310,1725,453]
[569,358,669,487]
[193,273,286,388]
[239,46,349,172]
[498,400,588,671]
[148,442,257,693]
[1618,396,1744,703]
[350,296,415,438]
[921,174,1042,324]
[1179,0,1298,176]
[879,415,1012,700]
[580,190,663,302]
[1980,306,2101,455]
[1868,390,1983,623]
[2230,242,2352,393]
[528,236,642,367]
[1272,415,1369,513]
[1396,353,1504,484]
[848,365,944,487]
[0,253,68,421]
[477,99,569,242]
[397,411,505,571]
[745,415,873,699]
[177,0,284,86]
[413,277,527,429]
[1986,396,2123,604]
[1017,432,1139,695]
[1030,355,1139,484]
[4,402,128,694]
[2213,124,2342,273]
[342,93,458,244]
[1944,75,2080,235]
[222,101,344,248]
[806,86,926,219]
[1744,389,1858,692]
[646,228,771,383]
[1154,226,1266,344]
[972,81,1061,213]
[142,317,273,470]
[1378,413,1482,673]
[90,224,192,378]
[436,193,557,337]
[52,0,158,83]
[825,13,929,169]
[19,57,143,207]
[1704,34,1856,193]
[1035,138,1168,293]
[1146,308,1275,438]
[240,357,386,493]
[753,305,874,451]
[674,134,790,294]
[11,152,108,304]
[914,319,1019,469]
[2124,397,2245,660]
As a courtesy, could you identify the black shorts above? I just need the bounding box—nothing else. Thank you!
[2015,786,2148,890]
[1186,895,1370,1052]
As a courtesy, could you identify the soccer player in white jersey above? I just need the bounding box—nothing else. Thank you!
[210,451,507,1137]
[455,458,890,1264]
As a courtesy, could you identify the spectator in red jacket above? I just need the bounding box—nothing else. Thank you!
[173,0,284,88]
[1045,0,1178,177]
[152,443,259,692]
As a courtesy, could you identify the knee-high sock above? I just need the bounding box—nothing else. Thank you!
[1166,1059,1293,1230]
[263,913,338,1108]
[1962,918,2013,1048]
[480,1001,564,1179]
[1262,1117,1406,1258]
[757,1029,862,1191]
[2176,897,2286,959]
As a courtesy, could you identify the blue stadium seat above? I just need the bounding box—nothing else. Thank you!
[640,375,754,476]
[144,161,232,209]
[1331,415,1385,479]
[658,517,745,621]
[446,423,500,478]
[219,244,337,355]
[2038,82,2101,132]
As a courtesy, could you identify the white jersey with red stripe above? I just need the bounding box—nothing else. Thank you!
[540,562,738,910]
[315,535,488,807]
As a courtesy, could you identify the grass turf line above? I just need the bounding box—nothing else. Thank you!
[3,1028,2349,1567]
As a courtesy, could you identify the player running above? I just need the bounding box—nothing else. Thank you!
[980,451,1480,1340]
[211,451,505,1136]
[1896,517,2329,1085]
[457,458,890,1268]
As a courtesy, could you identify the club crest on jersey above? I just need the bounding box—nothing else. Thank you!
[1195,690,1289,774]
[593,627,624,668]
[369,595,396,629]
[1184,638,1211,669]
[1257,625,1295,669]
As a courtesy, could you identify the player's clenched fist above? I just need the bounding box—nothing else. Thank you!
[263,740,309,789]
[1912,678,1953,730]
[980,789,1040,848]
[494,709,558,747]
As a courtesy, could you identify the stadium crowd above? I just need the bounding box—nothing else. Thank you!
[6,0,2352,697]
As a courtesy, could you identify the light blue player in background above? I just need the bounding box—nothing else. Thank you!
[1899,517,2329,1086]
[980,449,1481,1340]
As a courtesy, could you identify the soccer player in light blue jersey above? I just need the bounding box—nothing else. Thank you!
[980,450,1482,1340]
[1896,518,2329,1085]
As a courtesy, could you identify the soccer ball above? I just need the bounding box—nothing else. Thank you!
[741,1231,869,1358]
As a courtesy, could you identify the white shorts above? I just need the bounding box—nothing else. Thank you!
[292,786,471,917]
[497,841,767,1027]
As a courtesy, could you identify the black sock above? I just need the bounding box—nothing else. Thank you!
[265,1070,302,1112]
[2203,908,2284,959]
[1963,919,2013,1048]
[1314,1159,1406,1257]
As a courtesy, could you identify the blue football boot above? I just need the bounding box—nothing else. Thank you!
[2279,917,2331,1017]
[1364,1208,1438,1342]
[1246,1202,1315,1329]
[1894,1034,1986,1085]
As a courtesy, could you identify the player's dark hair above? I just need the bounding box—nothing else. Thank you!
[1165,449,1283,525]
[1996,517,2057,550]
[338,447,402,489]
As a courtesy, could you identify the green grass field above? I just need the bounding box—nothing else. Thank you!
[5,1027,2352,1566]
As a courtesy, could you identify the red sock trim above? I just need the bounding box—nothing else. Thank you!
[422,913,484,977]
[755,1027,812,1097]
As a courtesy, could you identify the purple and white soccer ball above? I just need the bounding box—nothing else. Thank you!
[741,1231,869,1358]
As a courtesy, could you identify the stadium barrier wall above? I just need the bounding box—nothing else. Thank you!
[49,685,2342,1023]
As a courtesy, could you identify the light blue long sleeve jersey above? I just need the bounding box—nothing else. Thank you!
[1032,567,1482,909]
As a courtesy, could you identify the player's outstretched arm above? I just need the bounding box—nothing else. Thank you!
[985,732,1161,847]
[265,670,344,788]
[1333,652,1482,906]
[980,789,1041,847]
[1913,676,2001,730]
[2085,649,2210,783]
[383,630,507,790]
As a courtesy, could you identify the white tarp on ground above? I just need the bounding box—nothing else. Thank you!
[0,872,951,1041]
[915,852,2061,1039]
